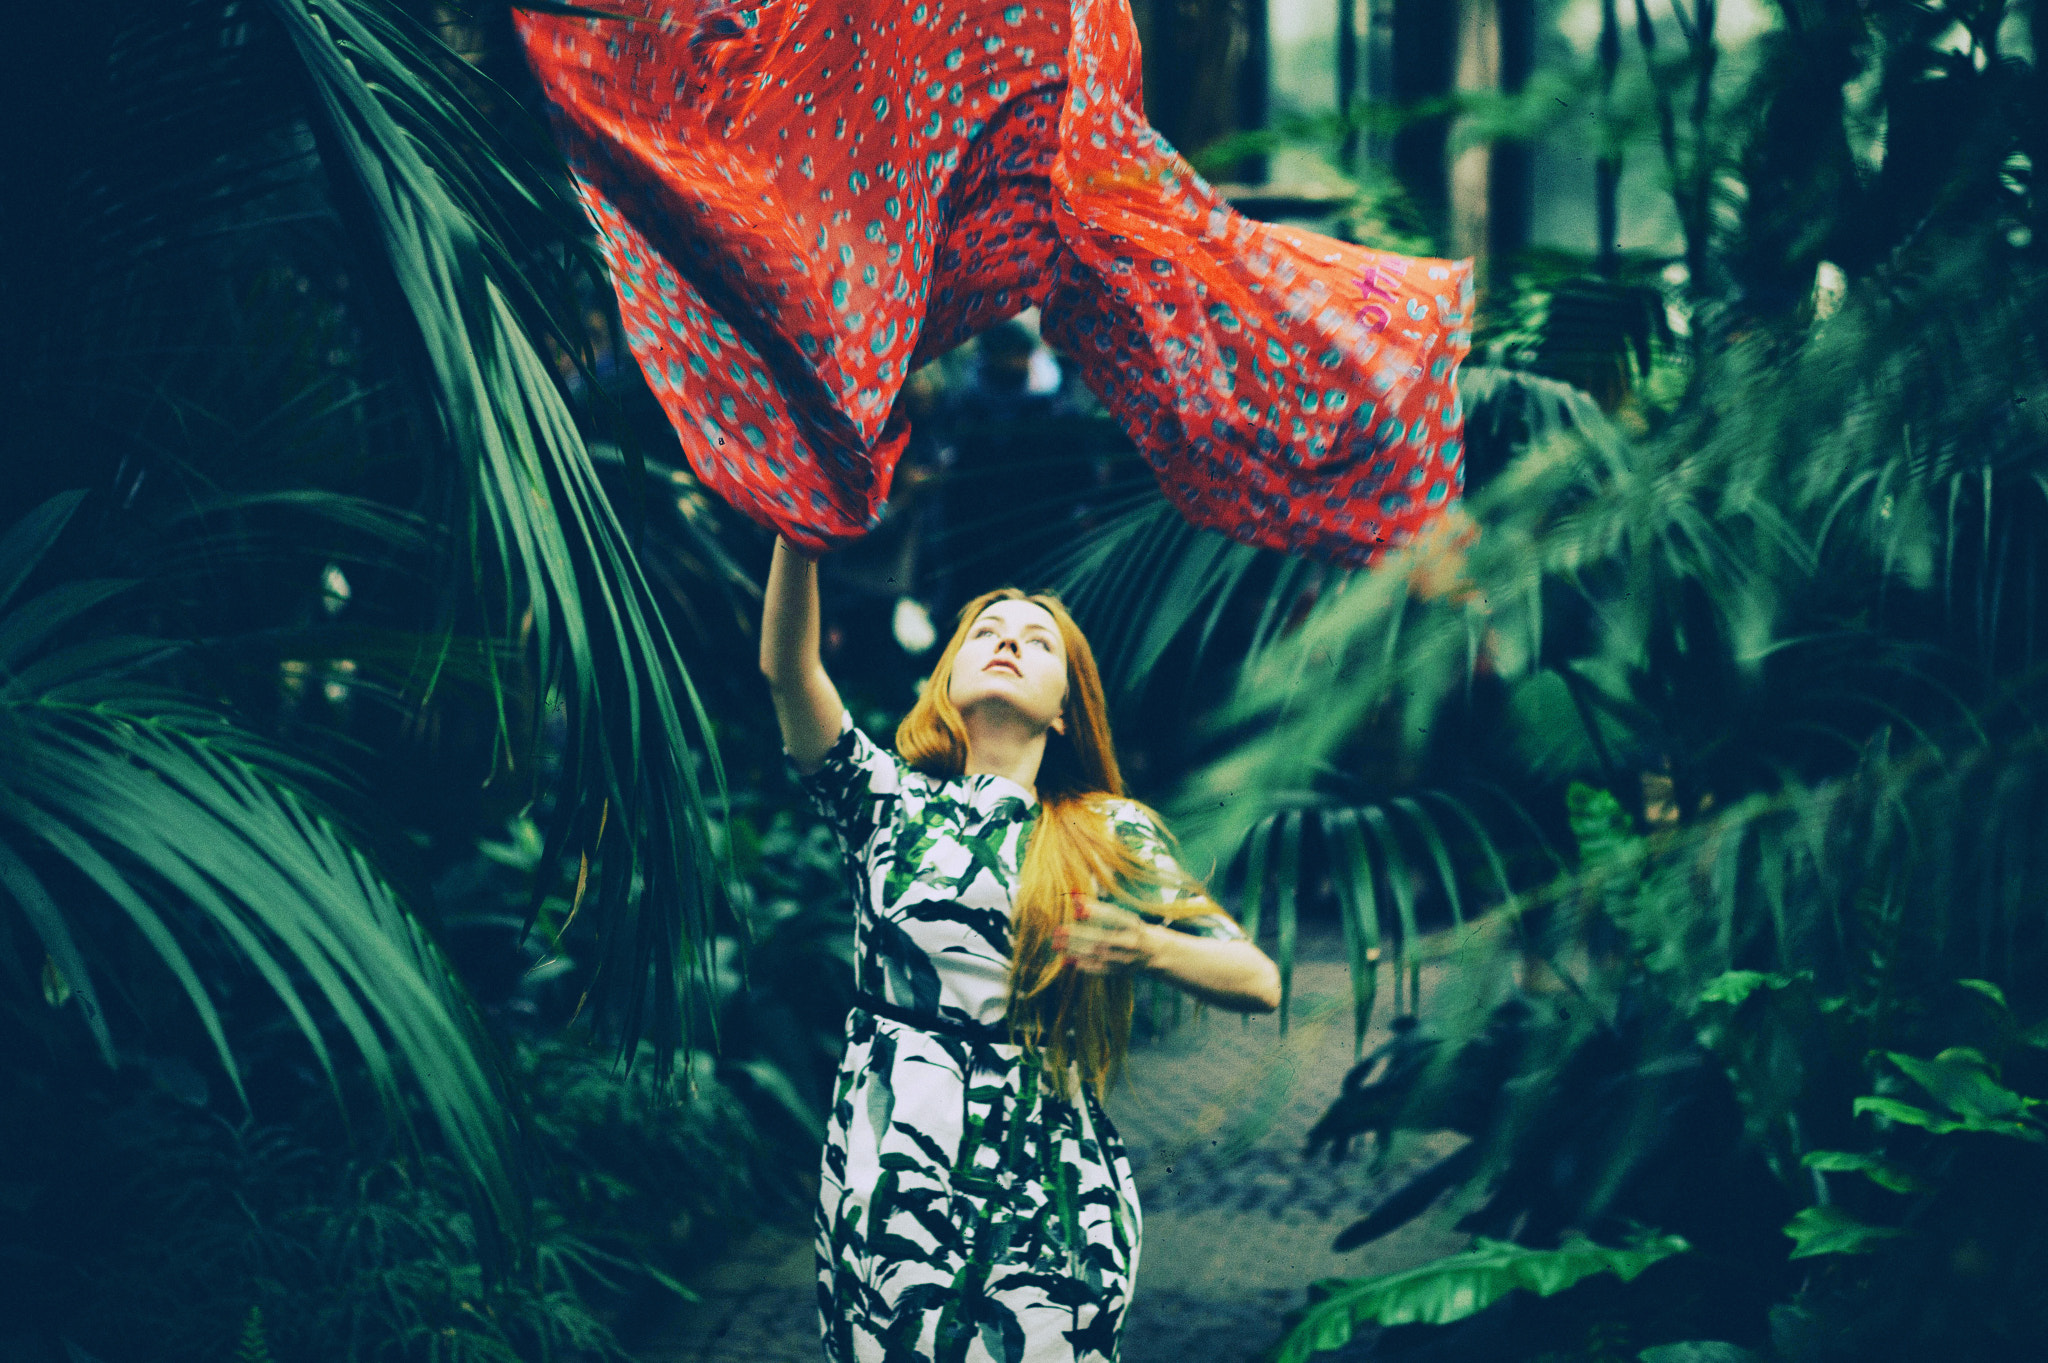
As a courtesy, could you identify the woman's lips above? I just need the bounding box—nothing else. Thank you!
[983,658,1021,676]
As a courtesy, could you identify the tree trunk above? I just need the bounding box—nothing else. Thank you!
[1449,0,1498,265]
[1130,0,1257,163]
[1338,0,1363,170]
[1391,0,1458,229]
[1492,0,1536,263]
[1236,0,1270,181]
[1596,0,1621,273]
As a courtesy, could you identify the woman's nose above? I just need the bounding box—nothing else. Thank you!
[995,636,1020,655]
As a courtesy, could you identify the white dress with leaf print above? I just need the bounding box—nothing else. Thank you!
[798,713,1244,1363]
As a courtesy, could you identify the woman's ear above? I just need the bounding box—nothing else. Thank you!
[1051,712,1067,736]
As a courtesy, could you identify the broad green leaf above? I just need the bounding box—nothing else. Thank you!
[0,580,138,673]
[1783,1205,1903,1259]
[0,529,525,1237]
[1956,978,2009,1011]
[1884,1048,2041,1124]
[1695,969,1811,1009]
[1277,1232,1689,1362]
[1801,1149,1929,1194]
[1853,1096,2044,1143]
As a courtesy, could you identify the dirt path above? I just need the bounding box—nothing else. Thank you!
[634,937,1464,1362]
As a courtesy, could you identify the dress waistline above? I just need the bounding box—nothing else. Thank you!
[851,992,1010,1046]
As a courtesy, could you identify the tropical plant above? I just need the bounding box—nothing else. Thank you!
[1277,1230,1692,1363]
[1,0,742,1236]
[0,1031,785,1363]
[1038,2,2048,1358]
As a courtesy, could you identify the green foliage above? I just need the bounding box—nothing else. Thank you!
[236,1309,275,1363]
[0,492,522,1228]
[260,0,730,1064]
[1053,5,2048,1359]
[1736,983,2048,1355]
[0,0,831,1353]
[1779,1205,1899,1260]
[1279,1232,1690,1362]
[1858,1048,2046,1141]
[1,1035,783,1363]
[2,0,731,1136]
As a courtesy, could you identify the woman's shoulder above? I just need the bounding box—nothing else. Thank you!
[1084,795,1172,841]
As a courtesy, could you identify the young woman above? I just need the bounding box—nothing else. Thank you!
[762,536,1279,1363]
[515,0,1474,570]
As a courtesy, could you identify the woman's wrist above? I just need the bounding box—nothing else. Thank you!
[1133,923,1171,974]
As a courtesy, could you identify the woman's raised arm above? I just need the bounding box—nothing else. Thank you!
[760,537,846,773]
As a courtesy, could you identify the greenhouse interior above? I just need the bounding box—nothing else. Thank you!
[5,2,2048,1361]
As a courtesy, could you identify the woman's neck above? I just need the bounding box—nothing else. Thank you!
[959,707,1047,796]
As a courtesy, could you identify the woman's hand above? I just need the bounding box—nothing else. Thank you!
[1055,897,1156,974]
[1056,894,1281,1014]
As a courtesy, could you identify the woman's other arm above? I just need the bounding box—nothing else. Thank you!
[1061,902,1282,1014]
[760,537,845,773]
[1138,927,1281,1013]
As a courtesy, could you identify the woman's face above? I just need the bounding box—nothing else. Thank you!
[946,599,1069,733]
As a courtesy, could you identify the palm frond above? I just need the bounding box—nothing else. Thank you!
[261,0,731,1058]
[0,495,523,1230]
[18,0,731,1062]
[1043,497,1329,704]
[1202,790,1524,1041]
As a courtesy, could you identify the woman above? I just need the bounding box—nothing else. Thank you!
[761,535,1279,1362]
[516,0,1473,568]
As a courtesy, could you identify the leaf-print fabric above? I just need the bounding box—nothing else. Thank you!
[798,714,1239,1362]
[514,0,1473,567]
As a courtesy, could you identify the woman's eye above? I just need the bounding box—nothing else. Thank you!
[1028,638,1052,651]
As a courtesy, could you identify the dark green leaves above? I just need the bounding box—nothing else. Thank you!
[1277,1231,1690,1361]
[1800,1149,1927,1196]
[1782,1205,1903,1260]
[1856,1048,2047,1143]
[0,496,521,1229]
[261,0,729,1060]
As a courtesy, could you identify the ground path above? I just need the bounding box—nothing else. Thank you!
[633,934,1466,1363]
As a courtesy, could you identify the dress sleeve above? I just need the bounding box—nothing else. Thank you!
[1103,801,1249,942]
[792,711,902,854]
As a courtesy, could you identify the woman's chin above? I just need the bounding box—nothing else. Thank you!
[954,688,1054,728]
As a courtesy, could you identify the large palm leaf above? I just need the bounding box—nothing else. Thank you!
[0,0,746,1249]
[0,494,523,1231]
[262,0,730,1055]
[5,0,729,1062]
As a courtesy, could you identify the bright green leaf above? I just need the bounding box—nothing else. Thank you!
[1696,969,1810,1009]
[1854,1095,2045,1142]
[1956,978,2009,1011]
[1277,1232,1690,1362]
[1884,1048,2041,1125]
[1800,1149,1929,1194]
[1784,1204,1903,1259]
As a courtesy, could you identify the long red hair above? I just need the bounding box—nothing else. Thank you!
[896,588,1215,1095]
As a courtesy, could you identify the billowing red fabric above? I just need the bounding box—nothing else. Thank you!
[517,0,1473,565]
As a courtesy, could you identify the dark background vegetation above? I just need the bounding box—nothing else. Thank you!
[5,2,2048,1362]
